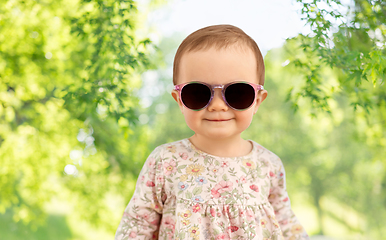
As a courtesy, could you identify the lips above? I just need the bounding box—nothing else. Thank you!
[206,119,231,122]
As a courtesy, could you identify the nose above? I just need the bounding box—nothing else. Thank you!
[207,89,229,112]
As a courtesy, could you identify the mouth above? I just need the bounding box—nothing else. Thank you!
[206,119,231,122]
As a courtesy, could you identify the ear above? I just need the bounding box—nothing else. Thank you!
[171,90,185,113]
[253,89,268,114]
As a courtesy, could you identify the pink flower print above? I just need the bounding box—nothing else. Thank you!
[211,181,233,198]
[246,210,255,221]
[217,181,233,193]
[225,205,231,215]
[216,233,230,240]
[164,160,177,175]
[221,161,229,167]
[156,175,164,184]
[179,152,188,160]
[249,184,259,192]
[140,175,145,183]
[192,203,201,213]
[148,169,156,180]
[211,188,221,198]
[283,197,289,202]
[240,176,247,184]
[142,213,149,220]
[228,226,239,233]
[279,172,284,178]
[150,218,160,225]
[269,171,276,177]
[146,181,155,187]
[163,216,175,233]
[239,209,245,218]
[147,158,156,167]
[280,219,288,225]
[129,231,137,238]
[210,208,216,217]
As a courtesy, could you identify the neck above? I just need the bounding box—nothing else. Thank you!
[189,134,252,158]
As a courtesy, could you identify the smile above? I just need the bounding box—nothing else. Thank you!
[206,119,231,122]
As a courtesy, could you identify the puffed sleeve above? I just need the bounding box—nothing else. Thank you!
[268,156,310,240]
[115,147,166,240]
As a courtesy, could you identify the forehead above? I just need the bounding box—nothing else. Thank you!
[177,46,258,85]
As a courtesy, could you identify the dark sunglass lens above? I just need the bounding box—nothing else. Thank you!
[181,83,211,110]
[225,83,255,110]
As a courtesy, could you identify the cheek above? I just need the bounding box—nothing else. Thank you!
[182,110,201,130]
[236,110,255,128]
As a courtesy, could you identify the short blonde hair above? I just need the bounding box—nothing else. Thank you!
[173,24,265,85]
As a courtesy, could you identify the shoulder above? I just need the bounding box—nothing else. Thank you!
[250,141,287,184]
[153,138,190,152]
[141,139,190,174]
[149,139,191,160]
[250,141,280,159]
[250,141,284,169]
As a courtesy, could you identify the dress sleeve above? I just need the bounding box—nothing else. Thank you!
[268,156,310,240]
[115,147,166,240]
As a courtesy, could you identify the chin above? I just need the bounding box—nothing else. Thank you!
[202,131,240,140]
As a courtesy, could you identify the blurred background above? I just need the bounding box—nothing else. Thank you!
[0,0,385,239]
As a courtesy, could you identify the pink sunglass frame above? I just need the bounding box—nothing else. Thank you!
[173,81,264,111]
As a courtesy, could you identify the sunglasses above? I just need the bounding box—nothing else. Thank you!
[173,81,264,111]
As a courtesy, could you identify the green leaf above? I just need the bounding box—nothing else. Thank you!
[225,197,233,204]
[222,174,229,181]
[192,187,202,196]
[177,164,187,170]
[185,192,192,199]
[263,229,271,238]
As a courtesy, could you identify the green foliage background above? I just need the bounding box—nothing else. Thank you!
[0,0,385,239]
[0,0,155,238]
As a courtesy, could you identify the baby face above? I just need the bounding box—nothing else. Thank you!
[172,46,267,142]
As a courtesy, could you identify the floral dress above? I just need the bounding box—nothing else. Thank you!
[115,139,309,240]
